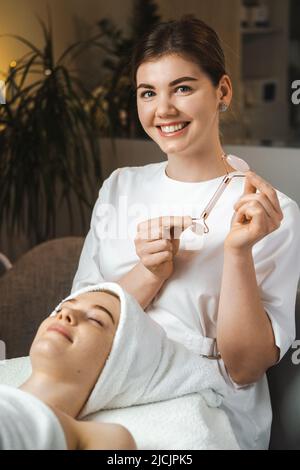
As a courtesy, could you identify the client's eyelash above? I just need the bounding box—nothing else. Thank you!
[89,317,104,327]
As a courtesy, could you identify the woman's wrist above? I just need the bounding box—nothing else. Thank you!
[223,242,253,260]
[117,262,165,310]
[137,261,166,286]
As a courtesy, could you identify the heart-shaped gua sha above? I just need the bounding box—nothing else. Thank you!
[180,222,205,251]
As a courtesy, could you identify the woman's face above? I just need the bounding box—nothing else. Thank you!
[30,291,120,391]
[136,54,230,157]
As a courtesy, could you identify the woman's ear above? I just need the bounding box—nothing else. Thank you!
[218,75,233,109]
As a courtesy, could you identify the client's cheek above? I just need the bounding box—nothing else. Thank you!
[34,321,49,339]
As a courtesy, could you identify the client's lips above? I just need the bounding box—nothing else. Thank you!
[47,324,73,343]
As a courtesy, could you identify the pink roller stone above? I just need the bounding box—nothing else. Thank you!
[226,155,250,173]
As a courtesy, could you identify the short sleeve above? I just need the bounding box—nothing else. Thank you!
[252,197,300,361]
[71,170,119,293]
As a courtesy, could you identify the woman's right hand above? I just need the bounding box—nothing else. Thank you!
[134,216,192,281]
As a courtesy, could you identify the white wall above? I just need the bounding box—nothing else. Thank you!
[225,145,300,207]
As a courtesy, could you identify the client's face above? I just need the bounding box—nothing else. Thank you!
[30,291,120,391]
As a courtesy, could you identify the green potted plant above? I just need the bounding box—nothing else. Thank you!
[0,14,108,246]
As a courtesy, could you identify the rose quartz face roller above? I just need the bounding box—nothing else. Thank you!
[191,153,250,235]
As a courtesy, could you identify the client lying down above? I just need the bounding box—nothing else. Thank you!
[0,284,135,450]
[0,282,237,450]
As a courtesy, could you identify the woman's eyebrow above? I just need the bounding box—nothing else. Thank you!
[136,76,198,90]
[61,298,115,325]
[92,305,115,325]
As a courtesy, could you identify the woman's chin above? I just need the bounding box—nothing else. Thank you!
[159,140,191,156]
[31,336,68,358]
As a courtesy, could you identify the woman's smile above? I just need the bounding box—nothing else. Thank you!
[157,121,191,137]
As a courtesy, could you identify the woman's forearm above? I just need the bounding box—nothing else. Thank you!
[117,262,165,310]
[217,246,279,385]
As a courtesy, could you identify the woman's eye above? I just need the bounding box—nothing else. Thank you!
[175,85,192,94]
[89,317,104,327]
[140,90,155,99]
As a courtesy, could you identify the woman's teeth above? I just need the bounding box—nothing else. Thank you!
[160,122,188,134]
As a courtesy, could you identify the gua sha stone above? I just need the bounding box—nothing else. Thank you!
[226,155,250,173]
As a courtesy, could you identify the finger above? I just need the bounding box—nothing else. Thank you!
[153,215,193,230]
[137,217,161,235]
[234,194,281,221]
[243,172,283,219]
[143,251,173,267]
[235,203,264,223]
[159,215,193,233]
[171,216,193,239]
[137,226,172,241]
[235,203,281,234]
[143,239,173,255]
[138,216,192,239]
[234,203,271,232]
[243,171,257,196]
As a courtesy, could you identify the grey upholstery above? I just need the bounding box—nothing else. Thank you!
[0,237,299,449]
[267,289,300,450]
[0,237,84,359]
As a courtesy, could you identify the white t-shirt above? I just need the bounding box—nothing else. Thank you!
[72,159,300,450]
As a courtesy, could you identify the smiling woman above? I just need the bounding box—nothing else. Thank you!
[135,55,233,167]
[71,15,300,450]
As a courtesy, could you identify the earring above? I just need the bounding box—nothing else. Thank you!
[219,102,228,113]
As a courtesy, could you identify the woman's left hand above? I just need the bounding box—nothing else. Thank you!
[224,171,284,252]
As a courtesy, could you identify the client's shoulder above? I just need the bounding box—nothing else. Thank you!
[75,420,136,450]
[52,407,136,450]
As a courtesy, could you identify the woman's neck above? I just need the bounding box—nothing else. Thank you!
[165,142,235,183]
[19,372,84,418]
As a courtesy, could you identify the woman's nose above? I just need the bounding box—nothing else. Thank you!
[155,95,177,118]
[57,308,79,325]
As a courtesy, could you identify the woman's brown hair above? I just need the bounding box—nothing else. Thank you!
[131,15,227,88]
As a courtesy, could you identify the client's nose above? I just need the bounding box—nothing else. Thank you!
[57,307,79,326]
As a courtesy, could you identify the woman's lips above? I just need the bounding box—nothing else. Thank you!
[157,122,190,137]
[47,325,73,343]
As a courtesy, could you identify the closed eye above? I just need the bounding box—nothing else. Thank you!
[88,317,104,327]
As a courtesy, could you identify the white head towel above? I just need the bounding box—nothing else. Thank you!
[53,282,227,418]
